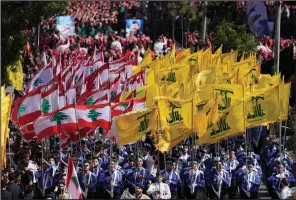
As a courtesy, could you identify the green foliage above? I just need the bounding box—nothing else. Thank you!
[1,2,67,85]
[87,97,94,106]
[213,20,258,58]
[167,1,198,23]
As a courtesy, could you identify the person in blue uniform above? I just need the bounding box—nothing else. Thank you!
[224,151,239,199]
[208,161,230,199]
[127,158,155,193]
[161,159,181,199]
[77,161,97,199]
[104,159,124,199]
[183,160,206,199]
[92,157,106,199]
[98,145,109,170]
[178,146,191,169]
[122,156,136,191]
[267,163,296,199]
[239,162,261,199]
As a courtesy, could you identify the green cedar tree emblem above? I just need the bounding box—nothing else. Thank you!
[86,97,94,106]
[18,104,26,117]
[41,99,51,114]
[87,109,102,122]
[50,112,68,125]
[33,78,43,87]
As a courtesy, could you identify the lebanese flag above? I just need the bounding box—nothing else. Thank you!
[20,123,36,141]
[76,104,111,131]
[110,74,121,102]
[18,88,42,126]
[92,46,104,63]
[41,84,59,114]
[27,63,54,92]
[98,63,110,88]
[125,62,133,80]
[65,87,76,105]
[40,51,48,69]
[133,97,146,111]
[111,99,133,117]
[109,56,126,71]
[34,104,78,141]
[78,88,109,105]
[66,156,83,200]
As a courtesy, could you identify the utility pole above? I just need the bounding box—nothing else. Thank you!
[201,0,207,45]
[274,2,282,155]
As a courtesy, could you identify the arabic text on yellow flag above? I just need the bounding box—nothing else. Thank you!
[197,100,244,145]
[176,48,191,62]
[156,65,187,85]
[7,59,23,91]
[157,97,193,142]
[244,86,279,128]
[194,99,219,137]
[177,52,200,75]
[280,82,291,120]
[115,108,158,146]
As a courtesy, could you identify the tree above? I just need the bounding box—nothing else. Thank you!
[18,104,26,117]
[87,109,102,122]
[213,20,258,58]
[1,2,67,86]
[50,111,68,125]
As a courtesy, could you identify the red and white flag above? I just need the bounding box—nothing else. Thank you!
[34,104,78,141]
[66,156,83,200]
[76,104,111,131]
[27,63,54,92]
[133,97,146,111]
[41,84,59,114]
[111,99,133,117]
[17,88,42,126]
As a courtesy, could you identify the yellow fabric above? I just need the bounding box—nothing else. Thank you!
[146,84,160,108]
[160,45,176,69]
[1,93,12,167]
[7,59,23,91]
[178,52,199,75]
[201,48,212,71]
[1,85,6,99]
[194,99,219,137]
[146,69,155,86]
[156,97,193,142]
[115,108,158,146]
[279,82,291,120]
[257,74,281,90]
[176,48,191,62]
[195,67,216,87]
[231,50,238,64]
[197,100,244,145]
[211,46,222,68]
[238,63,261,92]
[244,86,279,128]
[156,65,188,85]
[142,47,152,65]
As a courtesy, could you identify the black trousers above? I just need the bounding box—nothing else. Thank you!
[208,188,228,199]
[106,190,122,199]
[171,190,179,200]
[228,177,237,199]
[86,191,96,199]
[240,190,259,199]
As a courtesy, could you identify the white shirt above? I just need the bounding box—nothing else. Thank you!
[281,186,292,199]
[147,182,171,199]
[29,160,39,183]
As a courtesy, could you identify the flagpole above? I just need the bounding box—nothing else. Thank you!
[191,100,195,162]
[41,139,45,196]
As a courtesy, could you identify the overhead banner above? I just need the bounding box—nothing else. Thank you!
[126,19,143,37]
[56,16,76,38]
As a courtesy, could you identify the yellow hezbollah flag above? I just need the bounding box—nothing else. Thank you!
[238,63,260,91]
[160,45,176,69]
[7,59,23,91]
[244,86,279,128]
[230,58,253,74]
[146,68,155,86]
[194,98,219,137]
[142,47,152,65]
[194,84,243,115]
[211,46,222,68]
[280,82,291,120]
[201,48,212,71]
[1,93,12,167]
[156,65,187,85]
[146,84,160,108]
[132,56,159,76]
[156,97,193,142]
[231,50,238,64]
[257,74,281,90]
[176,48,191,62]
[178,52,199,75]
[1,85,5,98]
[115,108,158,146]
[195,67,216,87]
[197,100,244,145]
